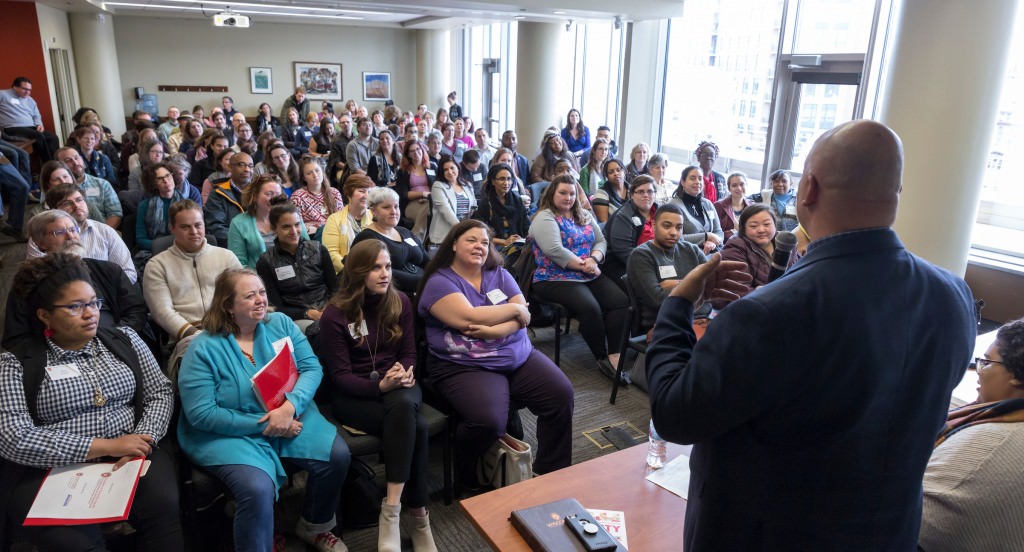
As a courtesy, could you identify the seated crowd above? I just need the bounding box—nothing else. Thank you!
[0,81,1013,552]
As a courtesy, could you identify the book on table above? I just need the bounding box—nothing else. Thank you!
[510,497,627,552]
[250,339,299,411]
[24,458,146,526]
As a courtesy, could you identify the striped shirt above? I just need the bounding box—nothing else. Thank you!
[26,218,138,284]
[920,421,1024,551]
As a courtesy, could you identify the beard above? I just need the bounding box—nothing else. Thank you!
[61,243,87,258]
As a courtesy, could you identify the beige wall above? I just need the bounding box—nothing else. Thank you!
[112,16,418,118]
[35,3,81,134]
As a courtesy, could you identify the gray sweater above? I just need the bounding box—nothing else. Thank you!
[626,240,707,328]
[668,194,724,247]
[528,208,606,269]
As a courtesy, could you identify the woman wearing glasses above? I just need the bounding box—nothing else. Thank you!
[0,253,181,551]
[919,319,1024,551]
[602,175,659,286]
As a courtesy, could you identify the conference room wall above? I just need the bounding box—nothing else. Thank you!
[112,17,418,119]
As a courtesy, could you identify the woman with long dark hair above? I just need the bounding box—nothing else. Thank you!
[560,108,591,155]
[720,204,798,290]
[529,133,578,184]
[474,163,529,249]
[428,156,477,247]
[320,240,438,551]
[668,165,725,255]
[292,157,343,235]
[367,130,401,188]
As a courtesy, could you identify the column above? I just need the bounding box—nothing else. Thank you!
[417,29,451,113]
[880,0,1019,275]
[69,12,126,136]
[515,22,570,156]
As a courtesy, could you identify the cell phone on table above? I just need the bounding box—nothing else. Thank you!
[564,512,618,551]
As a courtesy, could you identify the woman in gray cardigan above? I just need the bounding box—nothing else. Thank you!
[528,175,628,380]
[668,165,724,255]
[428,156,477,246]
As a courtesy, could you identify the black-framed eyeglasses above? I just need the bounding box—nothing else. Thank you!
[974,357,1004,371]
[50,299,104,316]
[16,86,32,93]
[45,225,80,238]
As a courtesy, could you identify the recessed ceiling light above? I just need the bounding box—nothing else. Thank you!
[553,11,565,15]
[514,15,526,19]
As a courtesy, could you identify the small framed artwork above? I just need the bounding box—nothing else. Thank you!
[362,72,392,102]
[250,67,273,94]
[294,62,342,101]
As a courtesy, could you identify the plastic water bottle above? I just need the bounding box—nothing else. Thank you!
[646,420,667,469]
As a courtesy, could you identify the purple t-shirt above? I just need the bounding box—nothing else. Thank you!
[417,266,531,370]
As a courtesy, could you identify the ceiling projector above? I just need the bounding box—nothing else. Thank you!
[213,12,250,28]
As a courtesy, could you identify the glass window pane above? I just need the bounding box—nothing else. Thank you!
[662,1,785,187]
[792,0,875,54]
[789,83,857,169]
[974,4,1024,255]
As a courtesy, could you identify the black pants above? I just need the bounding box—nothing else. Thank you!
[332,386,430,508]
[532,275,629,359]
[3,126,59,162]
[6,447,184,552]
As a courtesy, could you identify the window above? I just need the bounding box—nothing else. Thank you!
[973,3,1024,258]
[461,23,518,141]
[569,21,627,137]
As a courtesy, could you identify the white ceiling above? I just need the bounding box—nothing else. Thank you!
[29,0,685,28]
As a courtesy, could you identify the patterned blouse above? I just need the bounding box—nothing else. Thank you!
[0,328,174,469]
[532,214,596,283]
[292,187,344,233]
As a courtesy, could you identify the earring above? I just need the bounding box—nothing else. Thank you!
[44,327,54,338]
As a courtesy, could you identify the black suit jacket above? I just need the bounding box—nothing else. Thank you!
[647,228,976,551]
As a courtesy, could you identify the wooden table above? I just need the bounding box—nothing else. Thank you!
[460,443,689,551]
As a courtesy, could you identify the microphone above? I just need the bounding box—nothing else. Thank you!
[767,231,797,283]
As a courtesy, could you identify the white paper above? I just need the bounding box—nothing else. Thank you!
[275,265,296,280]
[26,459,144,525]
[486,288,508,305]
[645,453,691,499]
[403,237,419,247]
[45,364,82,381]
[658,265,677,279]
[587,508,628,549]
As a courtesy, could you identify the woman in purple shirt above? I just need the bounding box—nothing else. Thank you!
[417,220,574,490]
[318,239,437,552]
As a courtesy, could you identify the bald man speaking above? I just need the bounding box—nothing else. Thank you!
[647,120,976,551]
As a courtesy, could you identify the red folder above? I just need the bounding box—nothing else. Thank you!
[250,341,299,411]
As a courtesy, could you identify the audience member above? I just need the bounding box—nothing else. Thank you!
[72,126,118,189]
[647,152,675,205]
[418,219,573,490]
[500,130,531,184]
[1,253,177,550]
[591,158,628,223]
[367,129,401,188]
[624,142,649,185]
[319,240,438,551]
[603,175,659,285]
[264,142,300,197]
[229,176,308,268]
[750,169,799,232]
[578,138,610,196]
[528,175,628,380]
[626,203,708,330]
[204,151,253,246]
[920,318,1024,551]
[293,157,343,235]
[695,140,727,203]
[714,172,754,240]
[474,163,530,249]
[351,187,428,294]
[529,134,577,184]
[668,165,724,254]
[255,102,281,138]
[327,114,355,186]
[720,204,799,291]
[177,268,350,552]
[346,117,379,177]
[55,146,122,229]
[429,156,477,247]
[256,202,337,332]
[29,183,136,282]
[561,108,590,155]
[4,210,147,349]
[0,77,60,161]
[322,175,374,273]
[394,140,436,241]
[646,120,977,550]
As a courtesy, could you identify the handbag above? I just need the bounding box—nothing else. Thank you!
[338,456,383,530]
[477,433,534,488]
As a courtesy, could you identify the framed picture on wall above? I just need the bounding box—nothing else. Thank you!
[250,67,273,94]
[294,62,342,101]
[362,72,391,102]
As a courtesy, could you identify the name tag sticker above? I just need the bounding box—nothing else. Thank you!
[631,216,642,227]
[45,364,82,381]
[659,265,678,279]
[486,289,508,305]
[404,237,418,247]
[85,187,100,197]
[425,169,436,177]
[348,320,369,339]
[785,204,797,216]
[472,173,483,182]
[275,265,296,280]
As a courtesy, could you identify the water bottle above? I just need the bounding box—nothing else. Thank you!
[646,419,667,469]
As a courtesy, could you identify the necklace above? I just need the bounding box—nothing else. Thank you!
[88,342,107,407]
[365,314,383,382]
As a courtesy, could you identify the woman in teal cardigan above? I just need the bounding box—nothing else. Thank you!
[177,268,350,552]
[228,175,309,268]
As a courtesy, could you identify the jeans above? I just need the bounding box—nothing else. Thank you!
[208,435,350,552]
[0,162,29,230]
